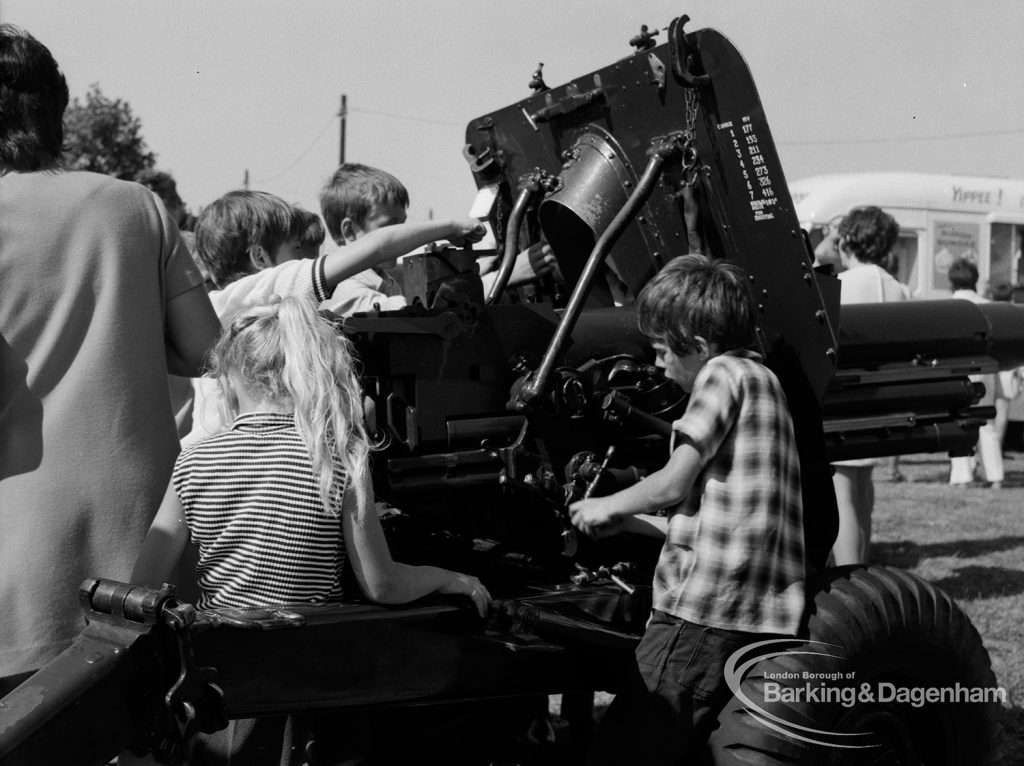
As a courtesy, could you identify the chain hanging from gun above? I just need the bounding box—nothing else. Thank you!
[679,87,706,255]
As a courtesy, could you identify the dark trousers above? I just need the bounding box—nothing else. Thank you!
[589,612,762,766]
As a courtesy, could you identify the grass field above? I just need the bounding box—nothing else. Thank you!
[872,452,1024,765]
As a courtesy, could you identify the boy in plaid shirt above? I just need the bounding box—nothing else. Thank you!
[571,254,806,763]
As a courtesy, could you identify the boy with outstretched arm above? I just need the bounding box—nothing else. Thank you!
[183,189,484,446]
[570,254,806,764]
[319,163,556,316]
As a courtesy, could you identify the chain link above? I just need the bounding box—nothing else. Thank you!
[681,88,701,186]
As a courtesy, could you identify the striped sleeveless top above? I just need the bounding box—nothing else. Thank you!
[173,412,347,609]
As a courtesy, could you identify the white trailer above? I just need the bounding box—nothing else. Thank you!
[792,171,1024,300]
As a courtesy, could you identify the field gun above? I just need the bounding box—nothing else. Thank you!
[1,13,1014,766]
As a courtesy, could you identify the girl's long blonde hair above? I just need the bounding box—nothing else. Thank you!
[211,296,372,517]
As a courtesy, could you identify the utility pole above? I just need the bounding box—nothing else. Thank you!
[243,168,250,190]
[339,94,347,165]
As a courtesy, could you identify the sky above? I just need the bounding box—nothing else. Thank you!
[4,0,1024,225]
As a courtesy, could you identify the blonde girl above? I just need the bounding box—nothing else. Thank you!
[131,296,490,616]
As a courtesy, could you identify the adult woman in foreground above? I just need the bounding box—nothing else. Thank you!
[0,24,220,692]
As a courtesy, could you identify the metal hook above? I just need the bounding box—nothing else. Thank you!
[669,15,711,87]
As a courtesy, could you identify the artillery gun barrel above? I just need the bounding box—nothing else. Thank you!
[566,299,1024,463]
[568,298,1024,379]
[835,299,1024,369]
[821,299,1024,461]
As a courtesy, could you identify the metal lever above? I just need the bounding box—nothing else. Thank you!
[487,170,558,304]
[487,184,532,304]
[571,561,637,595]
[561,445,616,556]
[161,602,226,756]
[582,446,616,500]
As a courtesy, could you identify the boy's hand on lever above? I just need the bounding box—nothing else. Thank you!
[440,571,492,617]
[448,218,487,247]
[569,498,624,539]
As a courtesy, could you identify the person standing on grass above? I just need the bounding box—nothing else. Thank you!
[830,206,909,565]
[988,282,1023,456]
[948,258,1004,489]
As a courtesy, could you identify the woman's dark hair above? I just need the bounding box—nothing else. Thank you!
[0,24,69,170]
[838,205,899,265]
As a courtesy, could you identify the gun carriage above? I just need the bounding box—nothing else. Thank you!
[1,14,1014,766]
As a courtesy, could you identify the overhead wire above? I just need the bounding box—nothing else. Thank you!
[253,113,337,185]
[778,126,1024,147]
[251,106,464,187]
[348,106,464,128]
[251,105,1024,188]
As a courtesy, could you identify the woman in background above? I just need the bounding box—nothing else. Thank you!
[830,206,909,566]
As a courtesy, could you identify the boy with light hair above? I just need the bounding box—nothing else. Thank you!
[319,163,556,315]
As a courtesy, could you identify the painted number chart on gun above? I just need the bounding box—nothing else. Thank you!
[720,115,778,223]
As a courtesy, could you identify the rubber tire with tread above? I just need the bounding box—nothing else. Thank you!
[707,564,1000,765]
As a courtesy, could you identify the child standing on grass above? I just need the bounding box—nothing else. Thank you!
[570,254,806,764]
[131,296,490,763]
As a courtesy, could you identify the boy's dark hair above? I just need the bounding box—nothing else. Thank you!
[319,163,409,245]
[296,207,326,250]
[838,205,899,265]
[948,258,979,291]
[0,24,69,171]
[194,190,307,288]
[637,254,757,354]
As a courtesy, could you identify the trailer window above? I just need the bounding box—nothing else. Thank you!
[891,232,919,293]
[932,221,980,292]
[990,223,1023,296]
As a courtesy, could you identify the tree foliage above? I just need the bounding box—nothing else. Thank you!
[62,84,156,179]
